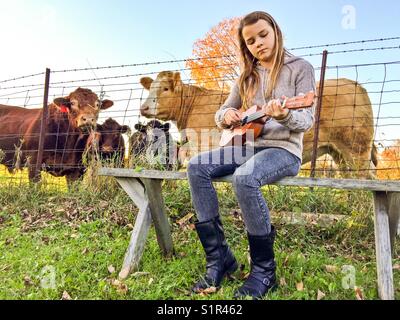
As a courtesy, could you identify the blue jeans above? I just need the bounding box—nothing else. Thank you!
[187,147,301,236]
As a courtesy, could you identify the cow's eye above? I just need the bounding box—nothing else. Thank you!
[164,88,169,92]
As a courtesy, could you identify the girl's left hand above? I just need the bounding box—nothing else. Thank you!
[263,96,289,120]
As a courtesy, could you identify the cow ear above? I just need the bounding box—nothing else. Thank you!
[161,123,170,132]
[173,72,183,94]
[135,123,146,132]
[121,125,130,134]
[101,100,113,110]
[54,97,70,107]
[140,77,153,90]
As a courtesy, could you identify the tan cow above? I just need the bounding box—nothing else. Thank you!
[140,72,376,177]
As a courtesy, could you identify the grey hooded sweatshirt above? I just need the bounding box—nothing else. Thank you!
[215,55,316,161]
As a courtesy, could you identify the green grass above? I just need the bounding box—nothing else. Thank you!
[0,169,399,300]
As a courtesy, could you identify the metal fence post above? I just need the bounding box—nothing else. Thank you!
[310,50,328,178]
[34,68,51,182]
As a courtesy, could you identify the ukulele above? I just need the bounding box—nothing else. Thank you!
[219,91,316,147]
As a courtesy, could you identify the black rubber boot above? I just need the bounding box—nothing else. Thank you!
[192,216,238,293]
[234,226,278,299]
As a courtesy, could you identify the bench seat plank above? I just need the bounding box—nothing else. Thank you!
[99,168,400,192]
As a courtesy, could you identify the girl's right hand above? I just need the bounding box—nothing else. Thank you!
[224,109,242,127]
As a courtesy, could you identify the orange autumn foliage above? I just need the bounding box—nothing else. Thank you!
[377,140,400,180]
[186,17,241,91]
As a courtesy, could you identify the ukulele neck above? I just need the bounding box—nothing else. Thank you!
[241,111,266,125]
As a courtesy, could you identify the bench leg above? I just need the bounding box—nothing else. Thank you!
[116,178,152,280]
[141,178,174,258]
[388,192,400,253]
[373,192,394,300]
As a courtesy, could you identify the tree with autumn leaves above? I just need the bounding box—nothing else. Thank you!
[377,140,400,180]
[186,17,241,91]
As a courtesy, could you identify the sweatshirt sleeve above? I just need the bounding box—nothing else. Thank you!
[276,61,316,132]
[215,81,242,129]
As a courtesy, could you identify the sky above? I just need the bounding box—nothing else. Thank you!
[0,0,399,145]
[1,0,399,77]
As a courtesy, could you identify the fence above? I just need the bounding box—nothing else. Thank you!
[0,36,400,187]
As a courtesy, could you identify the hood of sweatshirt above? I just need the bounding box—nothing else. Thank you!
[255,55,303,72]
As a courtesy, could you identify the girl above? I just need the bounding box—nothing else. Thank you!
[187,11,316,299]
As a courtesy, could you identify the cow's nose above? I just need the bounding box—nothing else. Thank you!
[141,105,149,114]
[101,145,113,153]
[82,116,96,125]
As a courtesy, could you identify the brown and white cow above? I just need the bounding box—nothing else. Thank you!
[140,72,377,177]
[0,87,113,183]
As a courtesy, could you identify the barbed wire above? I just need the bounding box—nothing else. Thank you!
[299,45,400,57]
[1,36,399,85]
[316,60,400,70]
[51,55,233,73]
[288,36,400,51]
[0,64,237,90]
[0,72,45,85]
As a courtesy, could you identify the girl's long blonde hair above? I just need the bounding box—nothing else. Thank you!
[238,11,289,109]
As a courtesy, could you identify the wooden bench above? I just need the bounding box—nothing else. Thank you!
[98,167,400,300]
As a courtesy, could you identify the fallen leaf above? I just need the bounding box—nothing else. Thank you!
[283,255,290,266]
[70,233,79,239]
[108,265,115,274]
[22,209,30,218]
[117,283,128,295]
[393,264,400,270]
[177,213,194,227]
[148,278,154,285]
[202,286,217,294]
[111,279,121,287]
[61,291,72,300]
[317,290,326,300]
[99,201,109,209]
[296,282,304,291]
[280,277,287,286]
[41,236,50,244]
[241,272,250,280]
[230,210,242,221]
[354,287,364,300]
[325,265,339,273]
[24,276,34,286]
[362,266,368,273]
[81,248,89,255]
